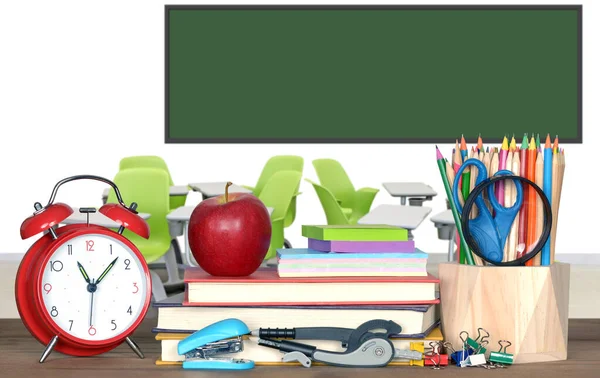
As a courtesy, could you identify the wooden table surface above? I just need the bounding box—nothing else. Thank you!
[2,319,599,377]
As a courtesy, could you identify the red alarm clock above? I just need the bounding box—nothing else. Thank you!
[15,175,152,363]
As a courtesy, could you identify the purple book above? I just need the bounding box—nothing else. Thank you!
[308,238,415,253]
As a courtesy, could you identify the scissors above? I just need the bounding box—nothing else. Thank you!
[452,159,523,263]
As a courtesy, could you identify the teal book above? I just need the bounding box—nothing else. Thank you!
[302,225,408,241]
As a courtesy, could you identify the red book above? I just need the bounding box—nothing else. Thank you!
[184,267,439,306]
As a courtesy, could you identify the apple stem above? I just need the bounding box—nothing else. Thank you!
[225,182,233,203]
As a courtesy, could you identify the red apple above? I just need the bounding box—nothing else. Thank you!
[188,182,272,276]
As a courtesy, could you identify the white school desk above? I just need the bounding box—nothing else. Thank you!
[430,209,456,261]
[101,185,189,204]
[167,205,274,267]
[358,204,432,240]
[62,207,151,227]
[382,182,437,206]
[188,182,252,200]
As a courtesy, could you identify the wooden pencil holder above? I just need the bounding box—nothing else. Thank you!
[438,262,570,364]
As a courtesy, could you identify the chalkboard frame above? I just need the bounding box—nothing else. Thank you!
[165,5,582,144]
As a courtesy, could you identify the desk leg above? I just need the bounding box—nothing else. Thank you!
[448,227,456,261]
[183,222,198,267]
[400,197,407,206]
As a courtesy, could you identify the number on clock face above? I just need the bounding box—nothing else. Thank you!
[40,233,147,342]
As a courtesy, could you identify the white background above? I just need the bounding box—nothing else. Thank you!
[1,0,597,256]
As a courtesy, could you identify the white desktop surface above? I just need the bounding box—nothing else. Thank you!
[188,182,252,198]
[358,204,432,230]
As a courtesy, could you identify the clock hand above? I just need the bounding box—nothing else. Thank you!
[95,257,119,285]
[89,279,95,327]
[77,261,91,284]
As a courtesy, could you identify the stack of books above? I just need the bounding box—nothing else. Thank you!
[154,225,441,366]
[277,225,428,277]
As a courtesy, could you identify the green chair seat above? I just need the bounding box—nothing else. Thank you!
[258,170,302,260]
[246,156,304,229]
[306,179,356,225]
[106,168,172,264]
[312,158,379,219]
[119,155,187,211]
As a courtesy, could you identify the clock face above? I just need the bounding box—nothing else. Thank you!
[39,232,148,343]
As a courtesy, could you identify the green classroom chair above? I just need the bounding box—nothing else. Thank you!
[106,167,179,301]
[243,155,304,229]
[305,179,361,225]
[119,155,187,264]
[119,155,187,210]
[312,158,379,219]
[257,170,303,260]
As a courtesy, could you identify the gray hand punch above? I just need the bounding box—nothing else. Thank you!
[253,319,420,368]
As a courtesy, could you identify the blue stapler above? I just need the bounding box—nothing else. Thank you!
[177,318,255,370]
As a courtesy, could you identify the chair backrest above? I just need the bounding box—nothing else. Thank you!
[119,156,174,186]
[312,159,355,208]
[305,179,350,225]
[258,170,303,221]
[254,155,304,196]
[106,167,172,263]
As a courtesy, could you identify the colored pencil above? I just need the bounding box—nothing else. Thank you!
[533,150,544,266]
[503,150,514,262]
[541,135,553,265]
[436,146,474,265]
[453,141,463,205]
[482,149,491,176]
[497,136,509,205]
[460,136,470,204]
[477,134,483,152]
[445,160,455,188]
[536,133,541,152]
[550,148,559,261]
[525,136,537,266]
[453,140,463,263]
[508,150,521,261]
[517,135,528,258]
[509,135,517,152]
[489,149,499,177]
[550,143,565,263]
[469,147,479,219]
[460,136,469,265]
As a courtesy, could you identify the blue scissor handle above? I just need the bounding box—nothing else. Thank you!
[452,160,523,263]
[452,158,488,216]
[487,170,523,257]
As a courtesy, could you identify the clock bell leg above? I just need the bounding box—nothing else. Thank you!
[125,337,144,359]
[39,335,59,363]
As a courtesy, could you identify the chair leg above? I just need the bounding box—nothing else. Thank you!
[163,246,181,285]
[150,270,167,302]
[171,239,183,264]
[283,238,292,248]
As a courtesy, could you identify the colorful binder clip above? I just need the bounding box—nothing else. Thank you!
[177,318,254,370]
[443,341,471,366]
[466,328,490,354]
[423,341,448,369]
[460,340,489,367]
[489,340,514,367]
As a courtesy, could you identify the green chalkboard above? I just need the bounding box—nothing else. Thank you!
[165,5,581,143]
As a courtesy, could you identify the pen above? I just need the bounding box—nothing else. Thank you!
[251,336,317,356]
[251,327,354,344]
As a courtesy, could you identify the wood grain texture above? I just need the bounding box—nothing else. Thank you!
[0,318,599,377]
[439,262,570,364]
